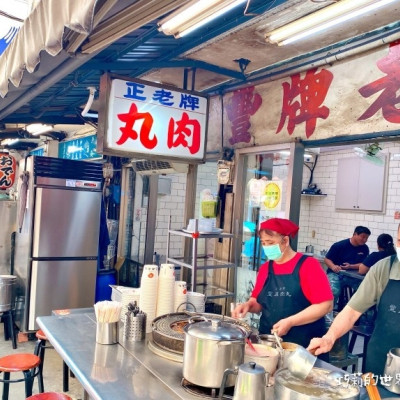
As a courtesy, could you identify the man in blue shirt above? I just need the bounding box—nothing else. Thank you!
[324,226,371,309]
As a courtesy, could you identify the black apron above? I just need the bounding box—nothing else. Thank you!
[257,255,326,348]
[365,256,400,376]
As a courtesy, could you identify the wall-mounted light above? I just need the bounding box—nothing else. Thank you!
[266,0,396,46]
[26,123,53,136]
[158,0,247,38]
[81,0,187,53]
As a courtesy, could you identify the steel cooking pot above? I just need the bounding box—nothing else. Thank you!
[182,316,247,388]
[274,368,360,400]
[384,347,400,394]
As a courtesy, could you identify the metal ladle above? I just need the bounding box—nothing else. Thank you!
[273,330,283,350]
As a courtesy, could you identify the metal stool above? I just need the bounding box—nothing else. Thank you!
[348,324,374,372]
[0,353,40,400]
[26,393,72,400]
[0,310,16,349]
[34,329,71,393]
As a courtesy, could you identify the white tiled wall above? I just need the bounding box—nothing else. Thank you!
[150,162,219,261]
[298,143,400,256]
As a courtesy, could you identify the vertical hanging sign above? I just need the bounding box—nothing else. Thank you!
[0,153,16,190]
[97,73,209,162]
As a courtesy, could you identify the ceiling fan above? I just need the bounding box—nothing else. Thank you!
[353,142,384,165]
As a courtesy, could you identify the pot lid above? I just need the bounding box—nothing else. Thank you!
[240,362,265,375]
[185,318,247,340]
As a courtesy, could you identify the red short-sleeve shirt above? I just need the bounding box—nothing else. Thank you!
[251,253,333,304]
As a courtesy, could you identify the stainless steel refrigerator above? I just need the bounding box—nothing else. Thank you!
[14,156,103,331]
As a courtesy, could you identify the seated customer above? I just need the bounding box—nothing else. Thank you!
[324,226,370,308]
[308,223,400,376]
[359,233,395,275]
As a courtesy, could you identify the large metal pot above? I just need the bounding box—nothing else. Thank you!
[384,347,400,394]
[183,316,247,388]
[274,368,360,399]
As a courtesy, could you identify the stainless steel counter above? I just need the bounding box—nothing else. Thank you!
[37,310,396,399]
[37,312,196,400]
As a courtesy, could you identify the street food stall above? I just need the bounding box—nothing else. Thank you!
[37,308,396,400]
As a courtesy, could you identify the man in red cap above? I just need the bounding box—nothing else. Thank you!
[232,217,333,350]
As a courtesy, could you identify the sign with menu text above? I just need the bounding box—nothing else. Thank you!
[0,153,16,189]
[97,74,209,162]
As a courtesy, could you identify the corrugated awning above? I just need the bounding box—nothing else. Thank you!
[0,0,98,98]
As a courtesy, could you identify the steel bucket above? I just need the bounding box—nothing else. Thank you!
[0,275,16,312]
[384,347,400,394]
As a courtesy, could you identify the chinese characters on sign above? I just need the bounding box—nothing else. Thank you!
[225,41,400,145]
[103,77,208,160]
[0,153,16,190]
[276,68,333,139]
[358,40,400,123]
[225,86,262,145]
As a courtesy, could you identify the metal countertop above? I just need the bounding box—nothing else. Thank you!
[37,310,397,400]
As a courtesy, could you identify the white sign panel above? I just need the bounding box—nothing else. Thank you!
[98,74,208,161]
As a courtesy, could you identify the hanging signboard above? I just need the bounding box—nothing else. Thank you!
[0,153,16,189]
[58,134,101,160]
[97,73,209,162]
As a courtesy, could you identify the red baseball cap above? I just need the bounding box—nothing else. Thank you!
[259,218,299,238]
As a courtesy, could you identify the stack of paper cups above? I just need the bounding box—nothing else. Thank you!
[174,281,188,312]
[139,264,158,333]
[156,264,176,317]
[187,291,206,313]
[121,288,141,322]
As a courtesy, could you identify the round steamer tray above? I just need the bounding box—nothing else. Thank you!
[147,337,184,363]
[151,311,252,355]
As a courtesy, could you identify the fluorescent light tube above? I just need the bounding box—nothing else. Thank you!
[159,0,247,38]
[266,0,397,46]
[26,124,53,136]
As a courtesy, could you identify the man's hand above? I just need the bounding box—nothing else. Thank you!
[330,264,342,273]
[272,317,293,337]
[307,334,335,356]
[231,302,250,319]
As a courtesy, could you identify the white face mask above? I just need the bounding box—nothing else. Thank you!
[396,246,400,261]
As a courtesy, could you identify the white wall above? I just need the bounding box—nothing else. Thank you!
[298,142,400,255]
[151,162,219,261]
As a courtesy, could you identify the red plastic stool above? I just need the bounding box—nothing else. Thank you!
[26,393,72,400]
[34,329,71,393]
[0,353,40,399]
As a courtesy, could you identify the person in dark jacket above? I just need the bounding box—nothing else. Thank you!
[308,224,400,377]
[358,233,396,275]
[324,226,371,307]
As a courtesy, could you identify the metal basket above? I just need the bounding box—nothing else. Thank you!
[123,312,146,342]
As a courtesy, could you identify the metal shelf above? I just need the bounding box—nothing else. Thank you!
[166,218,235,300]
[168,229,233,239]
[195,283,235,300]
[166,255,235,270]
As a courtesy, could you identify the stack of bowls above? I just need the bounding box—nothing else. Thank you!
[139,264,158,332]
[186,291,206,312]
[156,264,176,317]
[174,281,187,312]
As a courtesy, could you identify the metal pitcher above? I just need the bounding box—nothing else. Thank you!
[384,347,400,394]
[305,245,314,254]
[219,362,268,400]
